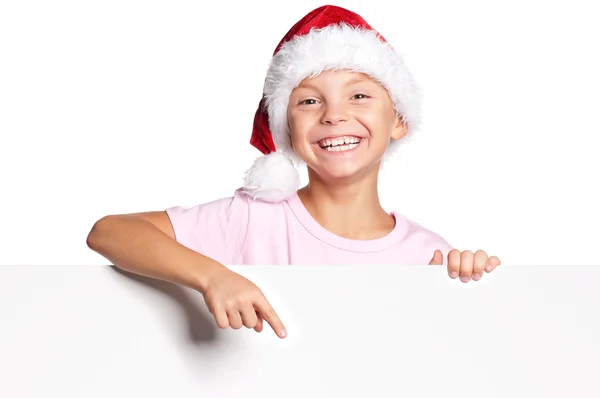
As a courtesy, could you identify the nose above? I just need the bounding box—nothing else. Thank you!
[320,102,349,125]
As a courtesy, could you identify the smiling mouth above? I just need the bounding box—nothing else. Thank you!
[317,135,363,152]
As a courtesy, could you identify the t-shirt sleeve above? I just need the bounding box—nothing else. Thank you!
[164,192,249,264]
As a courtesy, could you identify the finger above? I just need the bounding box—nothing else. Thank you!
[459,250,474,282]
[254,311,264,333]
[212,306,230,329]
[472,250,488,281]
[485,256,501,272]
[255,296,287,338]
[226,308,243,330]
[428,250,443,265]
[447,249,461,279]
[240,305,258,329]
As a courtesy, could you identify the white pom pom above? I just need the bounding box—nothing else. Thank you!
[240,152,300,202]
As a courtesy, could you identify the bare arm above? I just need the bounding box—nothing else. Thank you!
[86,211,224,293]
[87,210,288,337]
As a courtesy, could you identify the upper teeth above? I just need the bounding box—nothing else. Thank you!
[319,136,361,148]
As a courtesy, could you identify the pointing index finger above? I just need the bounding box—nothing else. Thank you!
[254,296,287,338]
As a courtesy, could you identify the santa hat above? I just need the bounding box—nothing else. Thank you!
[240,5,422,202]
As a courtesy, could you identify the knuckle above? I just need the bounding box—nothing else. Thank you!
[226,297,240,309]
[264,308,277,320]
[234,295,248,306]
[250,287,263,299]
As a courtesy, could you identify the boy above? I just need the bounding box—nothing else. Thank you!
[87,5,501,339]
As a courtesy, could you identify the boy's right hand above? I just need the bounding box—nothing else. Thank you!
[200,266,287,339]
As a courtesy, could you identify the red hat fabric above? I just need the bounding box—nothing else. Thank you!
[242,5,422,202]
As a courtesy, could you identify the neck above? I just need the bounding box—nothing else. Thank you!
[297,165,395,240]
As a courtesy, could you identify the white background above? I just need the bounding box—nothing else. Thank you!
[1,2,600,396]
[1,0,599,265]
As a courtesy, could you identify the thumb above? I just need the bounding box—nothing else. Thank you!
[428,250,443,265]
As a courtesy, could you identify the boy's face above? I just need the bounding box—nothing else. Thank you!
[287,70,407,182]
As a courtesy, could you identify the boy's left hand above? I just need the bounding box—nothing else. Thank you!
[428,249,501,282]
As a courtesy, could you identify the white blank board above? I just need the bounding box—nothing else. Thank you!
[1,265,599,397]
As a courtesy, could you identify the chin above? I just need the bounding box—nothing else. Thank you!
[314,163,369,182]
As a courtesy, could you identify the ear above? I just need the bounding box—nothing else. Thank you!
[390,116,408,141]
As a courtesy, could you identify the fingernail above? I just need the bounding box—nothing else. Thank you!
[460,276,470,283]
[450,271,458,278]
[485,264,492,272]
[472,273,481,281]
[280,329,287,338]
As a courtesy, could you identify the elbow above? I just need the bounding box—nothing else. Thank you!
[86,215,114,250]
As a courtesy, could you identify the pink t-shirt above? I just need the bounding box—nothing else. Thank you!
[165,190,453,265]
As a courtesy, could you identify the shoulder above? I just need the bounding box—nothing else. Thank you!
[393,211,454,251]
[235,189,293,215]
[164,191,251,245]
[165,190,290,231]
[166,191,248,219]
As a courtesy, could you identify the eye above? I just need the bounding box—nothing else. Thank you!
[299,99,318,105]
[352,93,370,100]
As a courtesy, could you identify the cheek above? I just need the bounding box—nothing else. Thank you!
[361,112,389,141]
[369,108,397,138]
[289,133,303,153]
[289,126,313,162]
[289,116,313,146]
